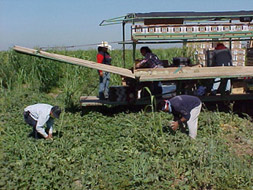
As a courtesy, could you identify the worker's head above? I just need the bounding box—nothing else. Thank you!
[50,106,61,119]
[97,46,103,52]
[98,41,111,52]
[140,46,152,56]
[161,100,172,112]
[215,43,226,50]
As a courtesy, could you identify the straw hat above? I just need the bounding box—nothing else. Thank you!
[98,41,112,50]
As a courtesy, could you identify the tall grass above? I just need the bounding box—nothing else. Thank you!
[0,47,194,109]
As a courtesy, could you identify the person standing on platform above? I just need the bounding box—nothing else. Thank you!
[97,41,112,100]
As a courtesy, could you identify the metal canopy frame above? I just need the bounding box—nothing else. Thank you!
[100,11,253,26]
[100,11,253,67]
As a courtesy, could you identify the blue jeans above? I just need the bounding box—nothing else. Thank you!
[99,72,110,99]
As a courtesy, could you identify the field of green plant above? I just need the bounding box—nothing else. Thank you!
[0,48,252,189]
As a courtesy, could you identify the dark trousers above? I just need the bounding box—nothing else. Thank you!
[23,111,39,139]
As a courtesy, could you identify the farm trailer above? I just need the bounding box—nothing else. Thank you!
[13,46,253,108]
[13,10,253,112]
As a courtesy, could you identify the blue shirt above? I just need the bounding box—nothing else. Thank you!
[169,95,201,120]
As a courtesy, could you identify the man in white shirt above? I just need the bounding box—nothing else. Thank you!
[23,103,61,139]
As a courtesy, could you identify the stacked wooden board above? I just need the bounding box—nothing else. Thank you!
[134,66,253,82]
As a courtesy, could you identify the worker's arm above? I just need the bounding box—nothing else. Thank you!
[171,106,190,131]
[36,124,48,138]
[46,118,54,139]
[135,59,147,68]
[36,116,50,139]
[228,50,233,65]
[170,117,187,131]
[97,54,104,76]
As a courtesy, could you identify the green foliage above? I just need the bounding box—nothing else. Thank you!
[0,51,61,92]
[0,48,252,189]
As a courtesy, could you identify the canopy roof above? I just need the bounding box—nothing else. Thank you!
[100,10,253,26]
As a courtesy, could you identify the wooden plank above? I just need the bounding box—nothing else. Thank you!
[80,96,109,106]
[135,66,253,81]
[13,46,253,82]
[80,96,152,106]
[199,94,253,102]
[13,46,135,79]
[80,94,253,107]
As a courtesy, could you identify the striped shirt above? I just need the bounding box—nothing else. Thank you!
[139,53,163,68]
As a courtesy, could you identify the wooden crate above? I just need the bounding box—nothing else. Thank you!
[232,81,246,94]
[246,57,253,66]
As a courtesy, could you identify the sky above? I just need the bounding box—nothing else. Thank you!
[1,0,253,51]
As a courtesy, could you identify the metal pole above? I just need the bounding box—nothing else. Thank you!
[122,22,126,68]
[132,19,136,71]
[133,42,136,71]
[229,19,232,50]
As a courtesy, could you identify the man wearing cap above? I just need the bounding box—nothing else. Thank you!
[161,95,202,139]
[211,43,233,95]
[97,41,112,100]
[23,103,61,139]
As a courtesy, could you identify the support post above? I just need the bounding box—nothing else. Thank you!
[122,22,126,68]
[229,19,232,50]
[133,42,136,71]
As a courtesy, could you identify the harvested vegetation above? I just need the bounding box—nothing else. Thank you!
[0,49,252,189]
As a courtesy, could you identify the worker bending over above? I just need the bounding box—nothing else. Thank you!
[23,103,61,139]
[161,95,202,139]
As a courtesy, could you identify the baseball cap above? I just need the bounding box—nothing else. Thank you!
[51,106,61,118]
[162,100,172,112]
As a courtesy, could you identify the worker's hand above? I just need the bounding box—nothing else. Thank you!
[170,121,179,131]
[135,63,141,69]
[45,134,53,140]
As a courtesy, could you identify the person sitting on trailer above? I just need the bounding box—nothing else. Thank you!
[135,46,163,95]
[211,43,233,95]
[135,46,164,69]
[97,41,112,100]
[160,95,202,139]
[23,103,61,139]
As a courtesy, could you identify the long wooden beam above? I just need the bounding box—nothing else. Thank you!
[13,46,135,79]
[135,66,253,82]
[13,46,253,82]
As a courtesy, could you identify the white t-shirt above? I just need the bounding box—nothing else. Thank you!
[24,103,54,137]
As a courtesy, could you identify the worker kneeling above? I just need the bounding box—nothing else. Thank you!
[160,95,202,139]
[23,103,61,139]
